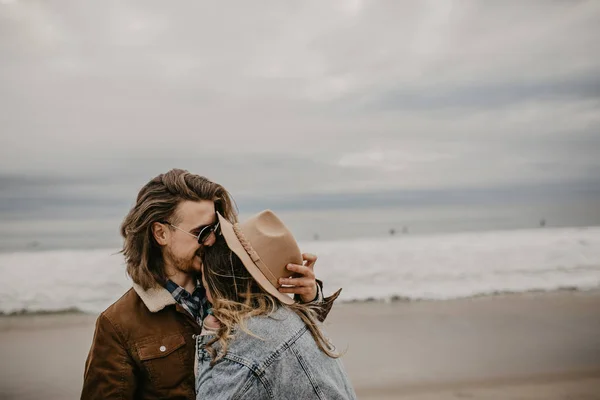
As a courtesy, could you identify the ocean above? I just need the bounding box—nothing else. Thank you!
[1,226,599,315]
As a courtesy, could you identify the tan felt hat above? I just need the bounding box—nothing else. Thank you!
[216,210,302,305]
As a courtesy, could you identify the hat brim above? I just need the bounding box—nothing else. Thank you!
[217,212,295,305]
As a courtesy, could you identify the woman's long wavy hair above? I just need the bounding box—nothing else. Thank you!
[202,238,339,365]
[120,169,237,290]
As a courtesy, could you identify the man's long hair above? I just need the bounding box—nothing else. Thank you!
[202,238,339,365]
[120,169,237,290]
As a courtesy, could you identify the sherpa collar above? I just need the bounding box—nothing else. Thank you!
[132,282,177,313]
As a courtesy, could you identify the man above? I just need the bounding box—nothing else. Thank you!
[81,169,339,400]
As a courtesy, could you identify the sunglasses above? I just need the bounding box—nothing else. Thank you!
[164,220,221,245]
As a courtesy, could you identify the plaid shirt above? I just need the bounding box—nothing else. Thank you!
[165,279,210,324]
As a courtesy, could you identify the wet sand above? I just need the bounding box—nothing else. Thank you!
[1,290,599,399]
[325,290,600,399]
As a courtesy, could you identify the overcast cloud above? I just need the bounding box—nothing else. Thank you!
[1,0,599,225]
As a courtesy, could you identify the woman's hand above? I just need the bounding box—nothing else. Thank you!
[277,253,319,303]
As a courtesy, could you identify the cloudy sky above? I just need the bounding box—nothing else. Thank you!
[1,0,599,247]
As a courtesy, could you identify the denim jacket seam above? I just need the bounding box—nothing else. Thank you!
[291,344,325,399]
[261,325,309,368]
[223,354,274,398]
[232,374,272,400]
[231,378,254,400]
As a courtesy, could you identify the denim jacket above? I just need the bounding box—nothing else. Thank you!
[195,306,357,400]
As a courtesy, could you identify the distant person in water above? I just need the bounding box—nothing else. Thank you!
[196,210,354,399]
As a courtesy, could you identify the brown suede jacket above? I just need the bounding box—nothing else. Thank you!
[80,282,340,400]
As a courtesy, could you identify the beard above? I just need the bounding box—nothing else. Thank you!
[165,247,204,276]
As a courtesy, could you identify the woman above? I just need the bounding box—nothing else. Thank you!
[196,210,357,399]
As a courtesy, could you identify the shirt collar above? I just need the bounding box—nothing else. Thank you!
[165,279,204,301]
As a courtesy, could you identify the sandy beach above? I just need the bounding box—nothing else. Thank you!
[1,290,599,399]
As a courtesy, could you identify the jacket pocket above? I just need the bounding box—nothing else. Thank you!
[137,333,188,389]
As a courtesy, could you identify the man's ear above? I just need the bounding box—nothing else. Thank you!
[152,222,169,246]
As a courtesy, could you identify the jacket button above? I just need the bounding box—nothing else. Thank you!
[159,346,166,352]
[192,334,197,339]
